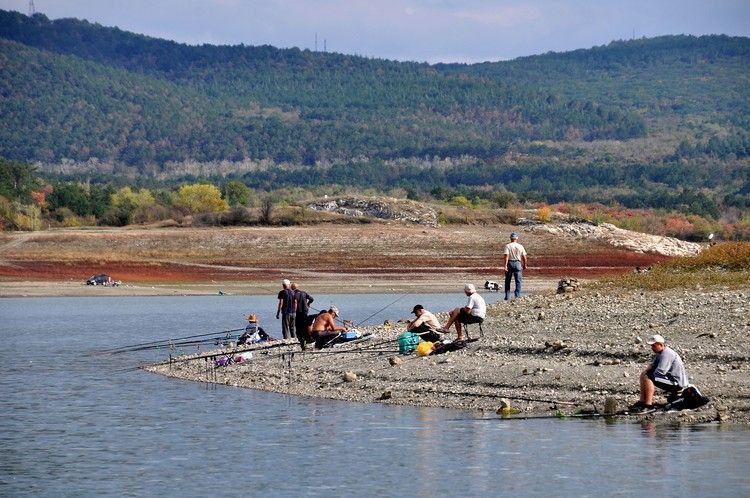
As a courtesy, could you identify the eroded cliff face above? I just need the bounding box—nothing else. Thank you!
[307,196,438,226]
[530,222,703,257]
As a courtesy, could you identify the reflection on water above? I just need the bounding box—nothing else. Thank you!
[0,296,749,497]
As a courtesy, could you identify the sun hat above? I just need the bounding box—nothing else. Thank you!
[464,283,476,293]
[412,304,424,314]
[647,334,666,345]
[330,306,339,316]
[282,279,291,286]
[247,314,257,322]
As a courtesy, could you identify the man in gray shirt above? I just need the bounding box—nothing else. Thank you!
[631,334,689,413]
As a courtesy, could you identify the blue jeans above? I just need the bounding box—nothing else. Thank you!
[505,260,523,299]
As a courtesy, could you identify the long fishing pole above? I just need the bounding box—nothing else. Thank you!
[469,409,636,421]
[396,386,578,406]
[147,338,301,368]
[121,335,242,353]
[97,327,246,354]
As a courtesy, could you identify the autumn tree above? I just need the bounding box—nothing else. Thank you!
[173,184,228,214]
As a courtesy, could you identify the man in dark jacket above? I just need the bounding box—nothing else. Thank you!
[291,281,314,350]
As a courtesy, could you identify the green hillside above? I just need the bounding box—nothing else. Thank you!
[0,9,748,215]
[0,9,643,165]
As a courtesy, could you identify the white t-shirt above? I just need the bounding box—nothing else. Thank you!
[466,292,486,318]
[503,241,527,261]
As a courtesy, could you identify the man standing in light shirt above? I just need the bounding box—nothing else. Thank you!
[442,283,486,341]
[503,232,528,300]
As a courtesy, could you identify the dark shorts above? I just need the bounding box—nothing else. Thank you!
[647,371,681,393]
[411,324,442,343]
[312,330,340,349]
[456,308,484,325]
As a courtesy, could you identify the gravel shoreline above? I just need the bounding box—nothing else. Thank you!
[145,285,750,425]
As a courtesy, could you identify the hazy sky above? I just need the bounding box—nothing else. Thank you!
[2,0,749,63]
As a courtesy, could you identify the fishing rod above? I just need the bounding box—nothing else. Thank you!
[97,327,246,355]
[404,387,579,406]
[120,337,240,354]
[470,409,636,422]
[147,339,301,368]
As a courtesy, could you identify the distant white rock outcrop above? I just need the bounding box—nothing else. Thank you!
[307,196,438,226]
[531,222,703,257]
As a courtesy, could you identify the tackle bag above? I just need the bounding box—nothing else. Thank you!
[665,385,709,411]
[397,332,419,354]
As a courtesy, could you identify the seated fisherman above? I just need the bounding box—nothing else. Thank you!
[442,283,486,341]
[407,304,443,343]
[310,306,347,349]
[237,314,271,345]
[630,334,689,413]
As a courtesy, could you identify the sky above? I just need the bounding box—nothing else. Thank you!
[2,0,749,63]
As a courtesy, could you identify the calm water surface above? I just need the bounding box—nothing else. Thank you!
[1,295,749,497]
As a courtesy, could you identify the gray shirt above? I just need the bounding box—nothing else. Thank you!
[650,346,689,388]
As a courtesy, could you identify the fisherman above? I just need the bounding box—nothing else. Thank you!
[407,304,443,342]
[310,306,348,349]
[237,314,271,345]
[276,279,297,340]
[291,281,315,350]
[630,334,690,413]
[502,231,528,300]
[442,283,486,341]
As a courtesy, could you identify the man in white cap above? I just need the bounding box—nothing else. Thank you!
[442,283,486,341]
[310,306,348,349]
[503,232,527,300]
[276,279,297,340]
[630,334,690,413]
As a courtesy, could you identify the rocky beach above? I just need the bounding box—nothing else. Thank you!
[145,284,750,425]
[3,218,746,424]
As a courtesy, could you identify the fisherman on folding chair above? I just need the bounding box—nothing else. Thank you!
[442,283,486,341]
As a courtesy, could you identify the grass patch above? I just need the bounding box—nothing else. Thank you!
[597,242,750,290]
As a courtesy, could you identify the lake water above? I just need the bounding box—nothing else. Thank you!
[1,295,749,497]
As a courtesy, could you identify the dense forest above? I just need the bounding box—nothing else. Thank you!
[0,9,748,236]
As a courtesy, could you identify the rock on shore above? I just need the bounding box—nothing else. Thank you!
[145,285,750,425]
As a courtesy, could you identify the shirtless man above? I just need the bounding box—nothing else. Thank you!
[310,306,347,349]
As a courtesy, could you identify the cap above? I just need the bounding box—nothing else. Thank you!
[647,334,665,345]
[247,314,257,322]
[282,279,290,286]
[510,232,519,239]
[330,306,339,316]
[412,304,424,314]
[464,283,476,293]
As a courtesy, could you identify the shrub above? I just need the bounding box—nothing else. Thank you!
[599,242,750,290]
[536,206,553,223]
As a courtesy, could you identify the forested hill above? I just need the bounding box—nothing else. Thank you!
[1,8,644,167]
[440,35,750,126]
[0,9,748,216]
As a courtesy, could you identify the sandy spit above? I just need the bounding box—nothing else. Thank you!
[145,285,750,426]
